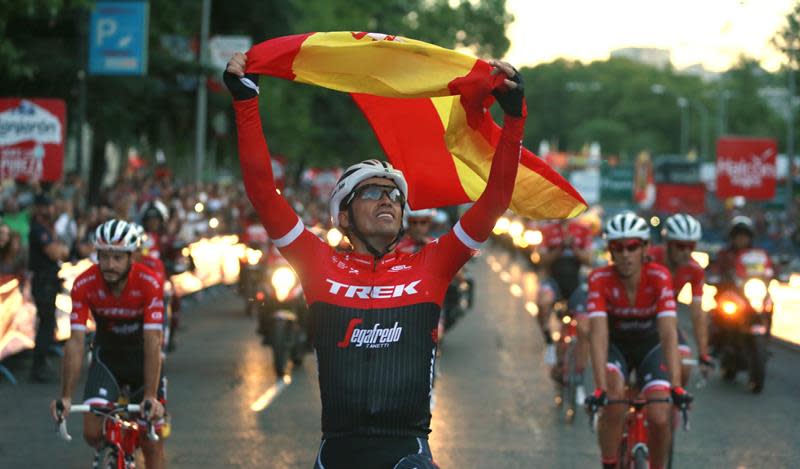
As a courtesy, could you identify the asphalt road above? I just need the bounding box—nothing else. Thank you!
[2,245,799,468]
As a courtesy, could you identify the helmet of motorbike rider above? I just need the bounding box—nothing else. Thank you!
[139,200,169,234]
[663,213,702,266]
[729,215,754,250]
[94,219,141,286]
[604,212,650,279]
[330,159,408,258]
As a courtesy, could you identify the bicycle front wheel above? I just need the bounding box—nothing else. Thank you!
[94,445,119,469]
[633,447,648,469]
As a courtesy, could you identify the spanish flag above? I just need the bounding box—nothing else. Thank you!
[245,31,587,219]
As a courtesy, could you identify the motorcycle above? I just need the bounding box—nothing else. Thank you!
[238,246,268,316]
[256,257,308,378]
[708,248,774,393]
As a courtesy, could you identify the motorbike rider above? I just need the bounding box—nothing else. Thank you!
[537,219,592,366]
[648,213,712,383]
[224,51,525,469]
[138,200,170,258]
[584,212,692,469]
[50,219,167,469]
[712,215,760,286]
[396,208,435,254]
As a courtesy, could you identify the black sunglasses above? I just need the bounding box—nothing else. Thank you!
[346,184,405,206]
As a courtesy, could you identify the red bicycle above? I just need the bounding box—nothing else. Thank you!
[588,396,689,469]
[56,400,159,469]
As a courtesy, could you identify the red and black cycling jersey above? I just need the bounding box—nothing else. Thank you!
[647,245,704,303]
[232,96,523,439]
[70,262,165,349]
[586,263,677,343]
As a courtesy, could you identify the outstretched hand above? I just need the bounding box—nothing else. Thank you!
[223,52,259,101]
[488,59,525,118]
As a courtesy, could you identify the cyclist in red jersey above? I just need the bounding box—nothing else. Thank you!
[647,213,711,384]
[50,220,167,469]
[537,219,593,366]
[584,213,692,469]
[396,208,435,255]
[225,51,525,469]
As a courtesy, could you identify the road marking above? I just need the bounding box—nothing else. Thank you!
[250,375,292,412]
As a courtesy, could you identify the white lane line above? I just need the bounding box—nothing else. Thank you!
[250,375,292,412]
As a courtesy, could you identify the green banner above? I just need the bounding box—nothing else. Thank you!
[601,163,634,204]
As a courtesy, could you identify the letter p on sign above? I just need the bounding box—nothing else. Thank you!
[96,18,117,45]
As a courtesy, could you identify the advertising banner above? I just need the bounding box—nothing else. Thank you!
[0,99,65,182]
[600,163,634,204]
[716,137,777,200]
[654,183,705,214]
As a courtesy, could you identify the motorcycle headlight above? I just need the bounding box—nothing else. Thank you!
[720,300,739,316]
[246,248,263,265]
[326,228,343,248]
[524,229,543,246]
[493,217,510,235]
[271,266,298,302]
[743,278,768,311]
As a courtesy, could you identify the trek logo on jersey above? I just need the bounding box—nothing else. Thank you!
[325,279,420,299]
[336,318,403,348]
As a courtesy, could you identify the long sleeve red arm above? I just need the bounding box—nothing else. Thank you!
[232,97,299,239]
[458,115,525,242]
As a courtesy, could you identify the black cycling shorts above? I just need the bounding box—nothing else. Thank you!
[607,340,671,393]
[313,436,437,469]
[83,346,166,405]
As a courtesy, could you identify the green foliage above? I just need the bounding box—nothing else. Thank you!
[519,55,785,159]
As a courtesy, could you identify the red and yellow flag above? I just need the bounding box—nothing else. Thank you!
[245,31,587,219]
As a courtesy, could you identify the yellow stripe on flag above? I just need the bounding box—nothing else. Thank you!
[292,32,477,97]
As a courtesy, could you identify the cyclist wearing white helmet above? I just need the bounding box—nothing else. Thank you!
[396,207,436,255]
[585,212,691,469]
[51,219,168,469]
[648,214,711,384]
[224,51,525,468]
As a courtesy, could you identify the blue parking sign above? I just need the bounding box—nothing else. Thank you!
[89,1,149,75]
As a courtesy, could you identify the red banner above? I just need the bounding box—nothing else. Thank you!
[0,98,65,182]
[655,183,705,214]
[716,137,777,200]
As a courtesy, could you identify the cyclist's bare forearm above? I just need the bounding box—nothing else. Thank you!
[690,301,708,356]
[143,330,163,400]
[574,248,592,266]
[657,316,681,386]
[589,317,609,390]
[61,332,85,398]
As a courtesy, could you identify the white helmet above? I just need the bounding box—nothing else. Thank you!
[329,159,408,227]
[730,215,754,236]
[663,214,702,242]
[94,219,141,252]
[604,212,650,241]
[139,200,169,223]
[406,207,435,220]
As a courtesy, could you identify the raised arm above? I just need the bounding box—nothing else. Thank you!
[224,52,301,241]
[457,60,526,245]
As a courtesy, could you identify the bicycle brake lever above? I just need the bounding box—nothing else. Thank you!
[147,422,160,442]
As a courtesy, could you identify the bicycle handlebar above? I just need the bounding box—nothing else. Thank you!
[55,403,159,442]
[587,398,690,432]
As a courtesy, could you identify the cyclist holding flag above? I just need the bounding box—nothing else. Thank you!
[225,50,525,469]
